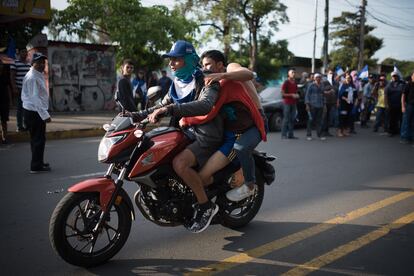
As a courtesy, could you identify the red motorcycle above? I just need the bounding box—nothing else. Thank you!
[49,112,275,267]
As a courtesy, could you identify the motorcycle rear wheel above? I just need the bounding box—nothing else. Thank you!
[49,192,132,267]
[220,170,265,229]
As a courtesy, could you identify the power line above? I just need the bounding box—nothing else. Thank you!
[279,26,324,41]
[373,0,414,10]
[366,10,413,31]
[368,6,414,29]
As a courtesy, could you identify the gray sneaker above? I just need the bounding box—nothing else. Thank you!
[189,203,219,233]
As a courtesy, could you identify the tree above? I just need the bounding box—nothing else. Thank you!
[382,58,414,78]
[49,0,197,69]
[229,37,293,83]
[178,0,241,58]
[178,0,288,71]
[329,11,383,70]
[237,0,288,71]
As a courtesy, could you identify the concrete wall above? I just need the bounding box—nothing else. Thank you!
[48,43,117,111]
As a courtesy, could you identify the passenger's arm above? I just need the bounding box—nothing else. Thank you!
[204,63,253,85]
[169,81,220,117]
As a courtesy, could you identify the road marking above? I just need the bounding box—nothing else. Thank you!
[186,190,414,275]
[243,258,382,276]
[54,171,106,181]
[282,211,414,276]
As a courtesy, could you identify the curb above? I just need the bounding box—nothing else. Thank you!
[7,128,106,143]
[7,123,166,143]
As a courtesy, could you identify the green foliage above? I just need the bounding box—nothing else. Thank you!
[229,38,293,82]
[178,0,288,71]
[49,0,197,69]
[382,58,414,78]
[178,0,242,57]
[330,11,383,70]
[236,0,288,70]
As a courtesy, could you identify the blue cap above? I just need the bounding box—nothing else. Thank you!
[162,40,196,58]
[31,52,47,64]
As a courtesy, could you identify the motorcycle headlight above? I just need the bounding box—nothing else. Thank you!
[98,135,125,162]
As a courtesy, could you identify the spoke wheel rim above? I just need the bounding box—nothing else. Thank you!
[64,197,121,256]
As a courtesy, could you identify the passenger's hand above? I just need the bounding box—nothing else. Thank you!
[148,107,167,124]
[45,117,52,123]
[402,106,406,113]
[179,118,188,128]
[204,73,224,86]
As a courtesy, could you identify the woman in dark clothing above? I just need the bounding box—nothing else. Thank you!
[337,74,356,137]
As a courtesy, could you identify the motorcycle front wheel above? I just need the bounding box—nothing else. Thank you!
[219,169,265,229]
[49,192,132,267]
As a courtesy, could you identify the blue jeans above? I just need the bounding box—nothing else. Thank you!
[281,104,297,138]
[233,126,261,183]
[401,104,414,141]
[374,107,388,131]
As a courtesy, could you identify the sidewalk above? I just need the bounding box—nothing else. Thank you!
[4,110,166,143]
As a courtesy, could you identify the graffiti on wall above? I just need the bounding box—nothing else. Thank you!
[49,46,117,111]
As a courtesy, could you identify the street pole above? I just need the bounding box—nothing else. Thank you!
[322,0,329,73]
[358,0,367,71]
[312,0,318,73]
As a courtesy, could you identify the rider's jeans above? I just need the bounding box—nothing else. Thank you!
[233,126,262,184]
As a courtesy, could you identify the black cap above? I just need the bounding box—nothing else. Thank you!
[31,52,47,64]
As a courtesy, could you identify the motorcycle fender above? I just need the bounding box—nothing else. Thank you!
[68,178,135,219]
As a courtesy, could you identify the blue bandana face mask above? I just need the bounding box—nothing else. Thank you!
[172,53,200,81]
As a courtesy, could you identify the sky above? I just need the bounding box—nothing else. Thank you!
[50,0,414,62]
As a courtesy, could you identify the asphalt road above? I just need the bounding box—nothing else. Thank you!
[0,127,413,276]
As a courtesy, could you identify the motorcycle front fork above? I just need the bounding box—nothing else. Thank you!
[93,164,127,233]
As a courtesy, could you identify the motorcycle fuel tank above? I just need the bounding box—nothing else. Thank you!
[128,127,190,178]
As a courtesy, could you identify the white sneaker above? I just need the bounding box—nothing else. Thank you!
[306,136,312,141]
[226,184,257,202]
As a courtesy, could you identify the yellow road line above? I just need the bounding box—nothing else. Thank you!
[186,190,414,275]
[282,211,414,276]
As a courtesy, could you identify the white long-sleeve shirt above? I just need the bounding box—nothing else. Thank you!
[21,67,50,120]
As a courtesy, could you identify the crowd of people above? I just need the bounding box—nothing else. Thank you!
[116,63,172,113]
[280,68,414,144]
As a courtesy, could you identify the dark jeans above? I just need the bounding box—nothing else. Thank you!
[388,106,402,135]
[307,106,323,137]
[374,107,388,131]
[401,104,414,141]
[361,97,374,126]
[16,90,25,130]
[24,109,46,170]
[281,104,296,138]
[322,104,335,134]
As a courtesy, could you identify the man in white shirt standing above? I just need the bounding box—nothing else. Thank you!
[21,52,51,173]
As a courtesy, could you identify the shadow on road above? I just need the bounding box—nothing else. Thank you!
[85,219,414,276]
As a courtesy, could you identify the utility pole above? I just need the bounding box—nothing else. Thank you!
[358,0,367,71]
[312,0,318,73]
[322,0,329,73]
